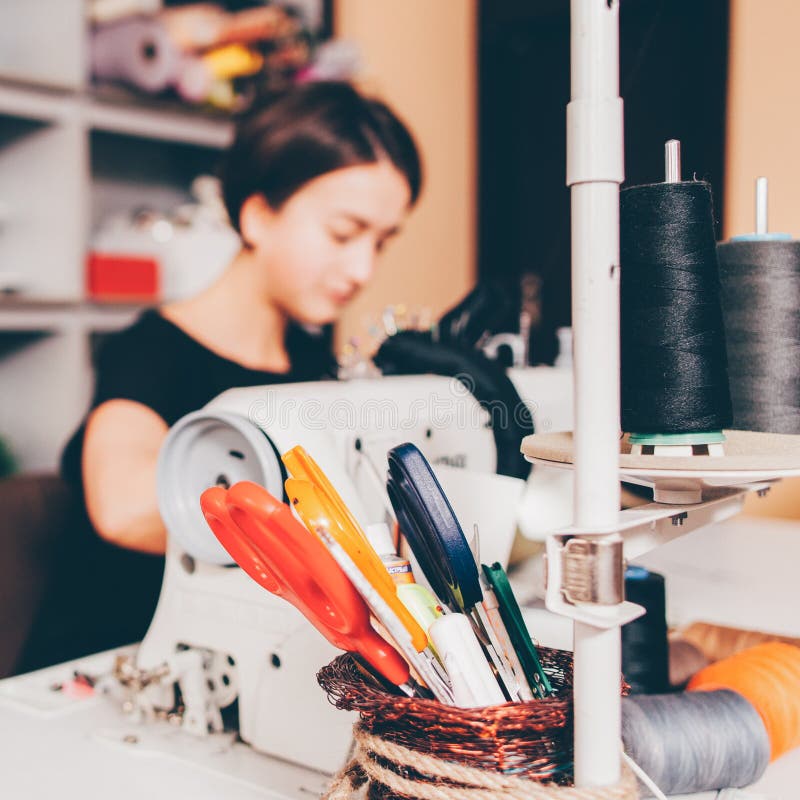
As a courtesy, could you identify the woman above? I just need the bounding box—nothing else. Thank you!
[19,81,421,670]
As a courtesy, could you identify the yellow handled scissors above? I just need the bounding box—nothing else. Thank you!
[282,447,427,654]
[284,475,452,703]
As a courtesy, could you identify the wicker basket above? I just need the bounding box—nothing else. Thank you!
[317,648,636,800]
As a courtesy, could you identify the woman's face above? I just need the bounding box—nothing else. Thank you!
[241,161,412,325]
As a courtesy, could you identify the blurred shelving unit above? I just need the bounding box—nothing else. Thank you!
[0,1,234,472]
[87,96,233,148]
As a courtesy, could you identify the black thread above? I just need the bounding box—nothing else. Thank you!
[621,567,670,695]
[718,239,800,434]
[620,181,732,434]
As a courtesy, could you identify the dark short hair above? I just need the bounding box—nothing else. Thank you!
[221,82,422,233]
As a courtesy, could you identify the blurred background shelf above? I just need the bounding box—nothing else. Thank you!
[0,1,233,472]
[0,299,81,332]
[0,0,85,91]
[87,97,234,148]
[0,298,149,471]
[0,81,77,123]
[0,80,234,149]
[0,299,147,332]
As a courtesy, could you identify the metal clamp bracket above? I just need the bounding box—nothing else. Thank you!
[545,532,644,629]
[560,536,624,605]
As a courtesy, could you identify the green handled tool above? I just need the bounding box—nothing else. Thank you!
[482,562,554,699]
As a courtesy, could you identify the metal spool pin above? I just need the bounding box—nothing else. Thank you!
[756,176,768,236]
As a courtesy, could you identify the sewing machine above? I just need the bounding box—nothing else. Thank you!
[130,368,573,772]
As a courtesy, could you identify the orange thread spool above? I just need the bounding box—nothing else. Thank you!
[687,642,800,760]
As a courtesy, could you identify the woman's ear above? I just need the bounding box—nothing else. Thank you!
[239,194,275,249]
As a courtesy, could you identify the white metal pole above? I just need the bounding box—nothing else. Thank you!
[567,0,625,787]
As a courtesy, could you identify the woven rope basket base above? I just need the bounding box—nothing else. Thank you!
[317,650,637,800]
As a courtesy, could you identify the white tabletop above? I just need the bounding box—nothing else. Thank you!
[636,514,800,637]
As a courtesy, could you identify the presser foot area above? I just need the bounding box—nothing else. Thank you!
[0,647,331,800]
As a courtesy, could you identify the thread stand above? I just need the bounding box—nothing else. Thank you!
[520,0,800,791]
[537,483,752,563]
[613,464,792,505]
[562,0,627,786]
[522,429,800,504]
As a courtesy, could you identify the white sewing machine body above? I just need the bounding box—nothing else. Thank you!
[136,368,573,772]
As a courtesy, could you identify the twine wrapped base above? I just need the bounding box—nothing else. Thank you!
[318,651,632,800]
[317,650,577,779]
[324,724,638,800]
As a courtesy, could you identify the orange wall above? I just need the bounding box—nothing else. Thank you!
[334,0,477,347]
[726,1,800,518]
[725,0,800,238]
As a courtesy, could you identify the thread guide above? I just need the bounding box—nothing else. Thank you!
[756,176,768,236]
[664,138,680,183]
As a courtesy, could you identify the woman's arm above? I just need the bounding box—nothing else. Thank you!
[82,399,169,554]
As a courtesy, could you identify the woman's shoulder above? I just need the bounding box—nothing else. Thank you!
[90,309,195,413]
[102,308,184,350]
[95,309,197,370]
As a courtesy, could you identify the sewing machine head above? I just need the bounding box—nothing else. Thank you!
[131,369,572,772]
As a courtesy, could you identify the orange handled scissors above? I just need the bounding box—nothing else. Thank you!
[200,481,412,690]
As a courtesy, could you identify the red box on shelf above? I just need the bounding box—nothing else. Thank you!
[86,252,160,302]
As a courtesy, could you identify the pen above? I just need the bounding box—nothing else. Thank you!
[429,613,506,708]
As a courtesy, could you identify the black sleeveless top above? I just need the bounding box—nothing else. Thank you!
[19,310,336,672]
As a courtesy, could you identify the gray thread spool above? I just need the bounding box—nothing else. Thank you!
[718,178,800,433]
[621,690,771,797]
[718,238,800,433]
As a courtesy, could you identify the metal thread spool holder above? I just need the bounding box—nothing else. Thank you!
[562,1,630,787]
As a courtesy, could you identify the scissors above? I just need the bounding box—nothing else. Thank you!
[386,443,481,612]
[282,447,428,651]
[199,481,413,693]
[281,452,453,704]
[386,442,530,700]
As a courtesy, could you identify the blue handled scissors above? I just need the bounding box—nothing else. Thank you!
[386,443,481,613]
[387,443,531,700]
